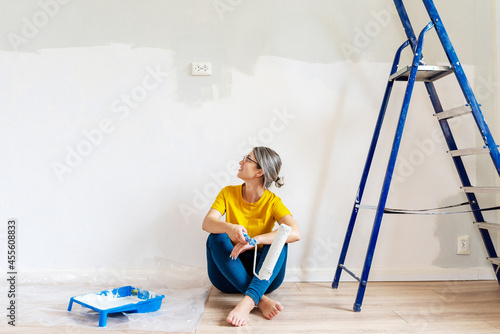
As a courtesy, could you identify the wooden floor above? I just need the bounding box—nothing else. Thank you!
[5,281,500,333]
[197,281,500,333]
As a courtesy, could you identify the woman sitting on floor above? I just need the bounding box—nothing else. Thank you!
[202,146,301,327]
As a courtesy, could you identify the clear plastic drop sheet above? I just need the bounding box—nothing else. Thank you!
[1,258,211,332]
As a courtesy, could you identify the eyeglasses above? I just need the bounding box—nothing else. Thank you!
[243,155,261,168]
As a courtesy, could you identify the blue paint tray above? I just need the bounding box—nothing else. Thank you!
[68,286,164,327]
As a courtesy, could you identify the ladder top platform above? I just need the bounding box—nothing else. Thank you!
[389,65,453,82]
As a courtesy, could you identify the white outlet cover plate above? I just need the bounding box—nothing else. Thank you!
[192,62,212,76]
[457,235,470,255]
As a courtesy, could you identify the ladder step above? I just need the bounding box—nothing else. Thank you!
[449,147,490,157]
[463,187,500,194]
[489,258,500,266]
[389,65,454,82]
[475,222,500,230]
[435,105,472,120]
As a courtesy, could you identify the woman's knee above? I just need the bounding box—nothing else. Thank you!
[206,233,230,247]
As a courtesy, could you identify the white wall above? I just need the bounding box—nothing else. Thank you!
[1,0,498,282]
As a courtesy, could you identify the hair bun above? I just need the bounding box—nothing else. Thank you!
[275,176,285,188]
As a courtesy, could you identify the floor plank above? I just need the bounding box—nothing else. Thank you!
[3,281,500,333]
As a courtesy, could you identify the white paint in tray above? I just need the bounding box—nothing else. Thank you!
[74,291,143,310]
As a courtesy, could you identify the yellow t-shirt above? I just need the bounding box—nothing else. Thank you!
[211,184,291,238]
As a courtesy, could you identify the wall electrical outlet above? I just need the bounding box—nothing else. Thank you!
[192,62,212,76]
[457,235,470,255]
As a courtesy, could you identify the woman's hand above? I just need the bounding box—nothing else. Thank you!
[230,241,255,260]
[227,224,247,244]
[202,209,247,244]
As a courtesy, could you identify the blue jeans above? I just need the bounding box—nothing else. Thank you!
[206,233,288,305]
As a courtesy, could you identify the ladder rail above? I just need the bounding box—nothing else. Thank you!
[395,0,499,274]
[422,0,500,276]
[393,0,418,51]
[354,22,435,312]
[421,0,500,176]
[332,39,411,289]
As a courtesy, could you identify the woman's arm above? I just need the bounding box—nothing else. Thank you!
[228,215,301,259]
[202,208,247,244]
[254,214,301,245]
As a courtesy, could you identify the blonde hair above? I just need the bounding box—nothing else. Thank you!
[252,147,285,189]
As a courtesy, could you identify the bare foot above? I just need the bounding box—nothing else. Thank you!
[257,295,283,319]
[226,295,255,327]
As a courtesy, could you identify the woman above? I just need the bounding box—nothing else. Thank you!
[202,146,301,327]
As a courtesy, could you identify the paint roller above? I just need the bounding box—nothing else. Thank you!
[243,224,291,281]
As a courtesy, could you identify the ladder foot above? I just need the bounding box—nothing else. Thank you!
[353,303,362,312]
[332,281,339,289]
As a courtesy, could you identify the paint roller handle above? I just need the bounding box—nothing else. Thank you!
[242,232,257,246]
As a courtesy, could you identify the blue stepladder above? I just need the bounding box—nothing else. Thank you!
[332,0,500,312]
